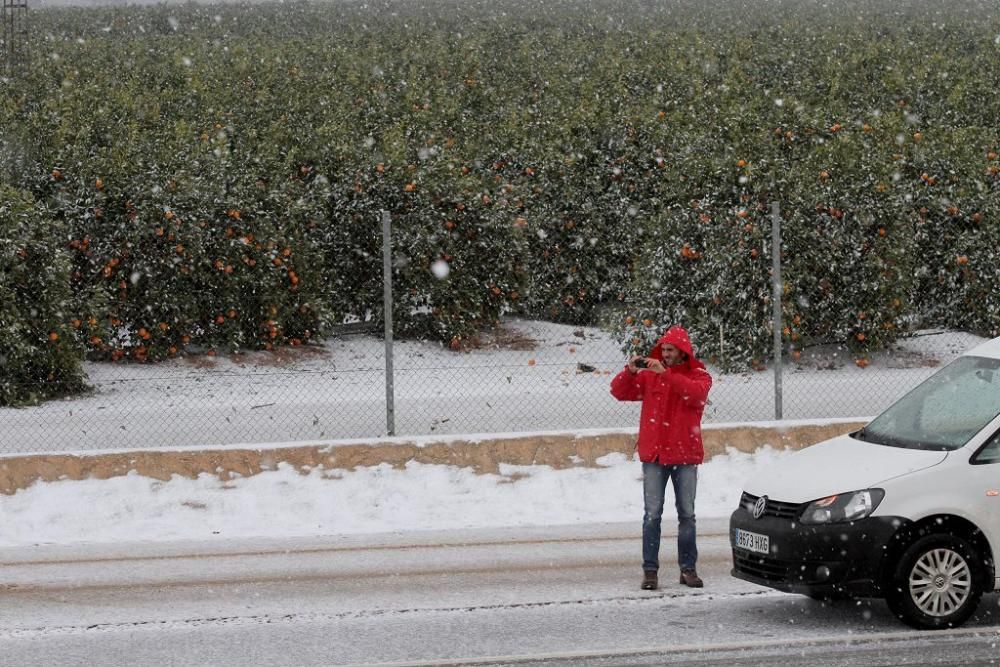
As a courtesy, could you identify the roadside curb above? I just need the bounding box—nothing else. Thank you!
[0,419,866,495]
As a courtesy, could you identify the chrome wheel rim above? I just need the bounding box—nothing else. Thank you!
[908,547,972,617]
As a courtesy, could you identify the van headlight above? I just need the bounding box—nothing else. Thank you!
[800,489,885,525]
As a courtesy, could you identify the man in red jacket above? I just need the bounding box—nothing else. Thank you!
[610,325,713,591]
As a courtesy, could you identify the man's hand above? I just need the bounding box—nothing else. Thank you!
[645,358,666,373]
[628,356,665,373]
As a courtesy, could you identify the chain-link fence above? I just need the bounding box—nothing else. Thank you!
[0,203,987,454]
[0,316,985,454]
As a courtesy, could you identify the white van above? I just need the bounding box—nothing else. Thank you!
[730,336,1000,629]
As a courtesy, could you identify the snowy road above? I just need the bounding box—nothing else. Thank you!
[1,520,998,666]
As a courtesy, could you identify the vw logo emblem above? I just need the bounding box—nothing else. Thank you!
[752,495,768,519]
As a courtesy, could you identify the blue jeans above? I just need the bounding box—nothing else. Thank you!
[642,462,698,572]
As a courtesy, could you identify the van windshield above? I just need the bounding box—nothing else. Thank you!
[854,355,1000,451]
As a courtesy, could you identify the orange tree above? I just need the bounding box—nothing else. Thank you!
[0,186,91,405]
[1,0,998,391]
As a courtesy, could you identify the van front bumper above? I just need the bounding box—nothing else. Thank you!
[729,505,907,598]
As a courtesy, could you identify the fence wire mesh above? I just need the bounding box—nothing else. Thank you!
[0,319,984,455]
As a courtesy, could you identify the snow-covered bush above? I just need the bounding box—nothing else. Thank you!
[0,186,89,405]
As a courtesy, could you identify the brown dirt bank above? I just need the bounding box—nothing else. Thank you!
[0,420,865,495]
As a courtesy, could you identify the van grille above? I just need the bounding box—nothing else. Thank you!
[733,550,790,581]
[739,492,802,520]
[733,550,814,583]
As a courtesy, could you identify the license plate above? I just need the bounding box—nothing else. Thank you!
[735,528,770,555]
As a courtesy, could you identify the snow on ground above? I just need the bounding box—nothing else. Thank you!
[0,321,990,549]
[0,444,794,548]
[0,319,987,454]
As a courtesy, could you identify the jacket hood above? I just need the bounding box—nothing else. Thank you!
[650,326,699,367]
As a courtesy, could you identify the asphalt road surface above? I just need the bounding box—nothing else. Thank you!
[1,519,997,666]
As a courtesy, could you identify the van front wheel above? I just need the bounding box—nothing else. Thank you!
[885,533,984,630]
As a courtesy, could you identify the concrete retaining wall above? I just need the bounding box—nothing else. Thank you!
[0,420,866,495]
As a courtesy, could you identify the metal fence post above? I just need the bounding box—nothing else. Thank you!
[381,210,395,436]
[771,201,783,420]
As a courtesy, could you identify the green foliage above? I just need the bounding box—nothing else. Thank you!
[0,186,89,406]
[0,0,997,392]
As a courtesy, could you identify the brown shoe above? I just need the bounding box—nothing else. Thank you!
[679,569,703,588]
[641,570,658,590]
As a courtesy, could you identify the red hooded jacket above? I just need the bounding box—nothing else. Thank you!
[610,326,713,465]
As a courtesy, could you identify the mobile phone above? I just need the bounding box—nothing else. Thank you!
[634,358,649,369]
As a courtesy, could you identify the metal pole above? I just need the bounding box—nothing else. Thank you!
[381,210,395,436]
[771,201,783,420]
[2,0,28,75]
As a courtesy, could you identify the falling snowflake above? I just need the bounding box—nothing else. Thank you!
[431,260,450,279]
